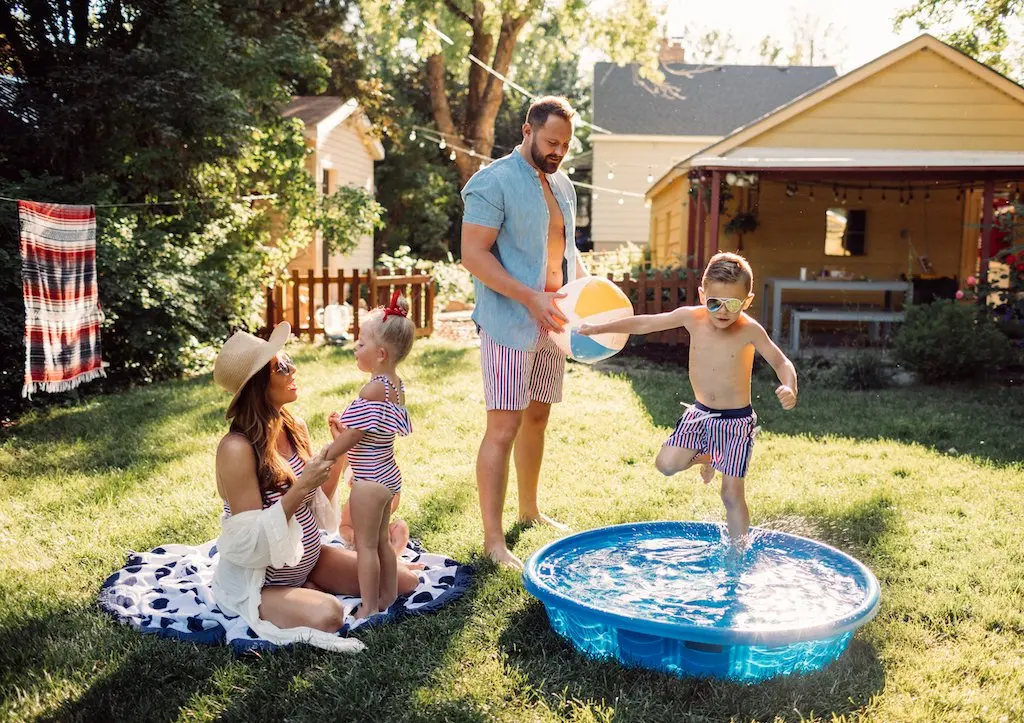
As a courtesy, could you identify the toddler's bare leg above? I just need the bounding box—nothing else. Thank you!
[350,480,392,618]
[378,499,398,612]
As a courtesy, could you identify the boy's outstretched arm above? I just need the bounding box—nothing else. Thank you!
[579,306,693,337]
[750,322,798,409]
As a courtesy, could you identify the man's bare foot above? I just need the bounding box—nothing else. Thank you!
[518,513,570,532]
[700,463,716,485]
[484,545,524,570]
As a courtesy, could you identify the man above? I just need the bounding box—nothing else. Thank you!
[460,96,588,569]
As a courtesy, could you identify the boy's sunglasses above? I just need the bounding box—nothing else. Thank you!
[272,353,296,375]
[705,296,750,313]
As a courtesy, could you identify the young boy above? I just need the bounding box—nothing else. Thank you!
[579,252,797,541]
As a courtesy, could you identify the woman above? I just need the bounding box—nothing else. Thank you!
[210,322,419,653]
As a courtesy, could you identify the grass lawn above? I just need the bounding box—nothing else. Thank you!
[1,337,1023,722]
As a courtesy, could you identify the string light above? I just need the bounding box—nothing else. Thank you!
[439,138,446,150]
[449,150,456,161]
[607,170,615,180]
[409,130,416,141]
[618,197,624,205]
[568,167,576,175]
[647,166,654,184]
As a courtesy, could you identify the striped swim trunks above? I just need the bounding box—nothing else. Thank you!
[479,329,565,411]
[664,402,758,479]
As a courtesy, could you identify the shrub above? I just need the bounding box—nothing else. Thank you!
[893,300,1013,383]
[828,349,892,390]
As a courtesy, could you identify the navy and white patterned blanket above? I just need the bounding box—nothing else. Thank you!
[98,533,473,653]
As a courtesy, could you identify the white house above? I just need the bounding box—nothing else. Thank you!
[589,46,836,252]
[281,96,385,274]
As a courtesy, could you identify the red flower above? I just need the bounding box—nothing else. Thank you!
[1017,262,1024,272]
[1005,253,1018,266]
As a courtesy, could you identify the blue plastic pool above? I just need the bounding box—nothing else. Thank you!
[522,521,880,682]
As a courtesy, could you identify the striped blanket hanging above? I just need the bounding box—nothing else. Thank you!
[19,200,106,398]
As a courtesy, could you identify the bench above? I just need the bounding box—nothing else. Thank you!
[789,309,905,352]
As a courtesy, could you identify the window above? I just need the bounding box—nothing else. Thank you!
[824,208,866,256]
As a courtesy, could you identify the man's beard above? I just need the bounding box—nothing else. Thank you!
[530,140,562,173]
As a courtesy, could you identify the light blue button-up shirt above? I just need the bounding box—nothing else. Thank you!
[461,147,578,352]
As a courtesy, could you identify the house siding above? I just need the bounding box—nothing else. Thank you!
[745,48,1024,151]
[592,137,716,251]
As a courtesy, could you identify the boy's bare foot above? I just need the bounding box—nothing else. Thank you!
[485,545,524,570]
[518,513,570,532]
[700,464,716,485]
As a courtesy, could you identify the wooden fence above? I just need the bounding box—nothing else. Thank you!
[265,268,434,341]
[610,268,695,345]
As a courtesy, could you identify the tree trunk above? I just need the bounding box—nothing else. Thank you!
[425,7,535,188]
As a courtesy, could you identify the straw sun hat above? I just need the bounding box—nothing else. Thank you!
[213,322,291,417]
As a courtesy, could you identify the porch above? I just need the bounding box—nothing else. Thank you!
[684,149,1024,349]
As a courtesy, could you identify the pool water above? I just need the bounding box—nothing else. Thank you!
[523,522,880,682]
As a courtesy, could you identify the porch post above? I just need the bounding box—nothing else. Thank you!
[685,183,697,304]
[709,170,722,257]
[981,179,995,284]
[695,177,707,278]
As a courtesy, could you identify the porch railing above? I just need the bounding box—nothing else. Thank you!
[264,268,434,341]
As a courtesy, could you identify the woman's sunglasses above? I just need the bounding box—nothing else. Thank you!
[705,296,750,313]
[272,353,296,375]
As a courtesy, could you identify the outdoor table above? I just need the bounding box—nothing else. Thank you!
[760,278,912,344]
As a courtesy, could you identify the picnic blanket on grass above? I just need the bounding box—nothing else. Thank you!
[98,534,473,653]
[18,200,105,398]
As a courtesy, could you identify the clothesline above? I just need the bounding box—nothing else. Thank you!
[0,193,278,208]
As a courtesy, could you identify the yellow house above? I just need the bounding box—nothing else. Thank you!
[646,34,1024,343]
[590,45,835,252]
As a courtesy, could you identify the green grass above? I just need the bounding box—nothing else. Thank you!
[1,338,1022,722]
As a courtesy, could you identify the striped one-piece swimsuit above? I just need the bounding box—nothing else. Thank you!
[339,375,412,494]
[223,452,322,587]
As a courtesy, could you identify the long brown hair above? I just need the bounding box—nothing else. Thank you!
[227,363,311,497]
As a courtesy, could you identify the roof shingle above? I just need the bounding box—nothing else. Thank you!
[592,62,837,136]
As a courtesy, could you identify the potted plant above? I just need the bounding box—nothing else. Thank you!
[725,211,759,236]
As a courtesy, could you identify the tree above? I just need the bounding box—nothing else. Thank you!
[364,0,661,187]
[0,1,380,414]
[895,0,1024,79]
[675,27,740,63]
[758,12,847,66]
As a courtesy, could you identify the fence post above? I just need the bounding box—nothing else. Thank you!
[265,286,274,330]
[425,278,435,335]
[636,270,647,316]
[350,269,361,340]
[652,270,663,342]
[291,270,300,333]
[412,274,423,331]
[321,268,329,314]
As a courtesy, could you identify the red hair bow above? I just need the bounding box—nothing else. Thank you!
[382,289,407,320]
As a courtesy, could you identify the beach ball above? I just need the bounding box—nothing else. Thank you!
[550,276,633,363]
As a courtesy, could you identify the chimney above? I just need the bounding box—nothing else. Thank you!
[659,38,685,64]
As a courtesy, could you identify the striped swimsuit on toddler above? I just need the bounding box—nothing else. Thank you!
[339,375,412,494]
[223,452,322,587]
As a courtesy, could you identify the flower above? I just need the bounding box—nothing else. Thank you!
[955,290,965,300]
[966,275,977,286]
[1005,253,1018,266]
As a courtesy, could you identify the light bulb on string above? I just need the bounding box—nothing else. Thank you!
[449,150,456,161]
[618,197,625,205]
[644,199,652,209]
[593,192,599,201]
[439,138,446,150]
[568,167,576,175]
[409,130,416,141]
[418,141,424,148]
[841,189,848,205]
[646,166,654,184]
[607,171,615,180]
